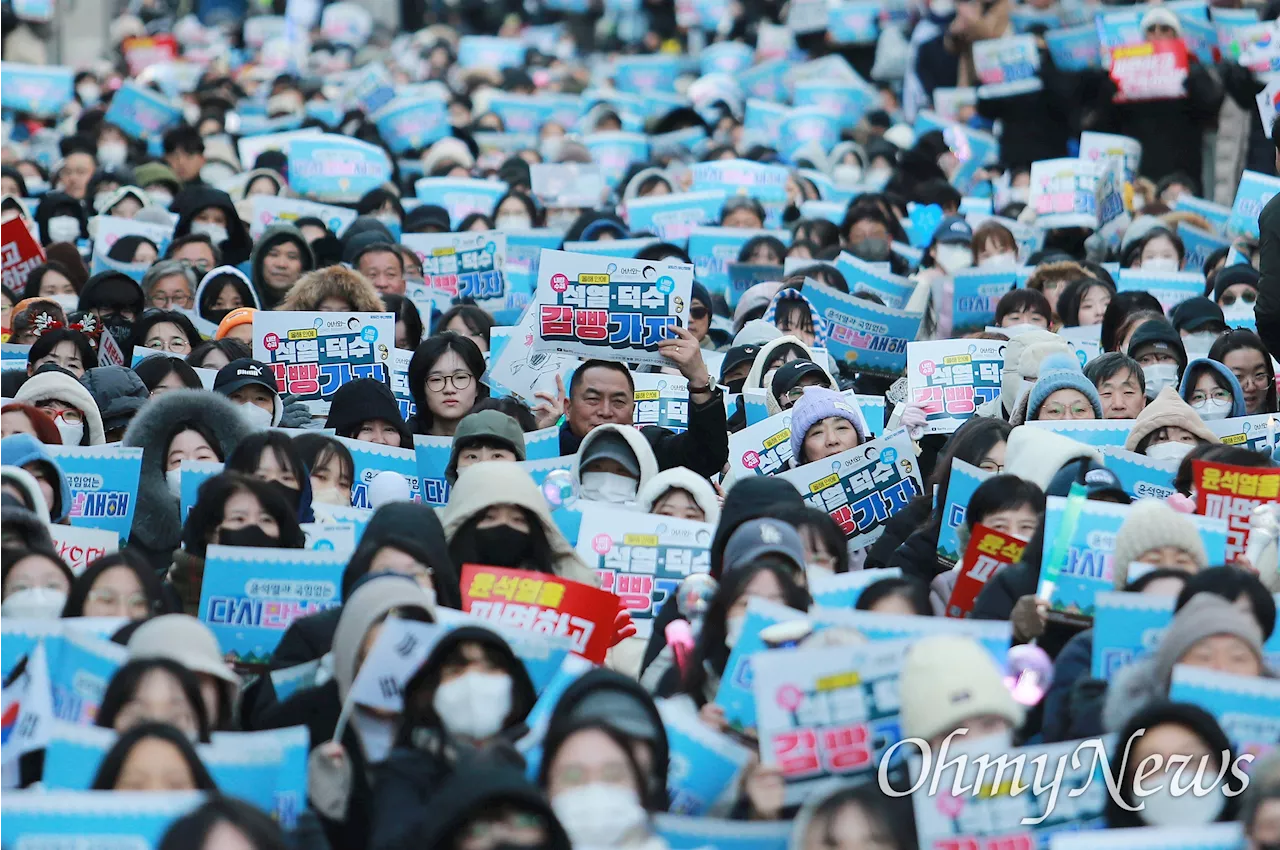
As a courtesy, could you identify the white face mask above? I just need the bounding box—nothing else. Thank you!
[48,293,79,312]
[55,418,84,445]
[1191,397,1233,421]
[1142,363,1179,398]
[93,192,112,213]
[551,783,648,848]
[866,166,893,188]
[1182,332,1219,361]
[929,0,954,15]
[1141,257,1180,273]
[374,213,400,228]
[148,189,174,208]
[1,587,68,619]
[165,468,183,501]
[546,208,580,231]
[77,83,101,106]
[725,613,746,649]
[350,709,396,764]
[980,251,1018,268]
[1138,779,1225,827]
[580,471,638,505]
[26,177,49,195]
[46,215,81,243]
[431,671,513,741]
[1001,324,1043,338]
[239,401,274,430]
[1007,186,1030,204]
[832,163,863,185]
[495,214,532,231]
[1145,440,1195,462]
[935,244,974,275]
[98,143,128,168]
[191,221,229,245]
[312,486,351,506]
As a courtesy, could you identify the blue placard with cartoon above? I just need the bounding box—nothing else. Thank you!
[1206,414,1279,454]
[1117,270,1206,314]
[805,281,923,377]
[373,97,450,154]
[46,630,127,725]
[45,445,142,541]
[661,708,751,817]
[0,62,75,116]
[612,54,682,94]
[624,190,726,246]
[1091,591,1174,679]
[936,459,992,567]
[906,339,1006,434]
[582,132,650,188]
[655,815,790,850]
[287,136,393,204]
[457,35,528,69]
[413,435,452,507]
[1098,447,1178,499]
[336,436,421,508]
[700,40,756,75]
[1178,223,1230,273]
[779,106,839,161]
[1169,665,1280,760]
[102,81,183,141]
[951,268,1016,331]
[198,545,347,665]
[253,311,394,411]
[414,177,509,228]
[1228,170,1280,239]
[1,791,204,847]
[833,252,916,309]
[808,567,902,609]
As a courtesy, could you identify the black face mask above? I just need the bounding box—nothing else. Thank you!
[472,524,533,568]
[726,377,747,395]
[218,524,281,548]
[206,307,231,324]
[264,480,301,512]
[100,312,134,345]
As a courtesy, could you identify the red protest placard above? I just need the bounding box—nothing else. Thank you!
[2,218,46,292]
[1110,39,1189,102]
[946,524,1028,618]
[460,564,619,663]
[1193,460,1280,563]
[121,34,178,76]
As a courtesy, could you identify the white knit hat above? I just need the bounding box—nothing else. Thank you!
[898,635,1024,742]
[1003,425,1103,490]
[1111,498,1208,588]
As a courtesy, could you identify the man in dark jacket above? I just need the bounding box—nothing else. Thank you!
[1255,118,1280,361]
[557,327,728,480]
[249,222,315,309]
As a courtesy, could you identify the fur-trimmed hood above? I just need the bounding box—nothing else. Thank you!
[572,422,659,498]
[743,334,836,417]
[277,264,383,313]
[121,389,254,553]
[636,466,721,526]
[13,371,105,445]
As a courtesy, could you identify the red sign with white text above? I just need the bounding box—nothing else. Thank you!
[1110,39,1189,102]
[1193,460,1280,563]
[2,218,46,292]
[460,564,619,663]
[947,524,1028,618]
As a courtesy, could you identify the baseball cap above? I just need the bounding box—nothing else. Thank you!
[720,344,761,382]
[723,518,807,575]
[213,358,279,397]
[770,359,831,400]
[1046,457,1131,503]
[579,430,641,477]
[1169,297,1226,334]
[933,214,974,246]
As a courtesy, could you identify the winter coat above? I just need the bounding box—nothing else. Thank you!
[440,461,598,586]
[887,523,944,584]
[1214,61,1271,206]
[322,378,411,448]
[194,265,262,329]
[405,762,572,850]
[1260,193,1280,363]
[278,265,380,314]
[172,186,253,266]
[79,365,148,433]
[865,498,931,570]
[250,223,317,310]
[121,389,253,572]
[1,434,72,521]
[1040,628,1096,742]
[975,47,1072,169]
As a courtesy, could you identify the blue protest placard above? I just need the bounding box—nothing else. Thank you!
[402,231,506,309]
[0,63,74,116]
[632,373,694,435]
[936,459,993,568]
[46,630,127,725]
[1097,447,1178,499]
[252,310,394,414]
[624,190,726,246]
[689,226,786,297]
[1,791,203,846]
[950,268,1016,331]
[792,79,875,129]
[805,281,923,377]
[1178,223,1230,273]
[660,701,752,816]
[582,132,650,188]
[778,429,923,549]
[779,106,840,161]
[728,408,795,478]
[690,159,790,228]
[198,545,347,665]
[1170,665,1280,760]
[1050,824,1246,850]
[1024,419,1134,446]
[336,436,420,509]
[287,136,392,204]
[808,567,902,609]
[817,605,1012,660]
[737,60,789,101]
[906,338,1005,434]
[457,35,528,69]
[655,814,790,850]
[827,1,880,44]
[372,97,450,154]
[101,81,182,141]
[1091,591,1174,679]
[343,61,395,115]
[612,54,682,94]
[1206,414,1279,454]
[1175,194,1231,235]
[700,40,756,75]
[833,252,916,309]
[45,446,142,541]
[716,598,808,731]
[1228,170,1280,238]
[973,35,1044,98]
[414,177,509,228]
[413,435,453,508]
[1117,269,1206,313]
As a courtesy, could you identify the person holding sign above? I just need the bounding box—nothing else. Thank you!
[1123,387,1219,460]
[637,467,721,525]
[406,334,488,437]
[325,378,414,450]
[787,387,867,466]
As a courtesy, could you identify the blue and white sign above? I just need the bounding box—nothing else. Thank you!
[373,97,450,154]
[103,81,183,141]
[45,445,142,541]
[0,63,74,116]
[805,281,923,376]
[288,136,393,204]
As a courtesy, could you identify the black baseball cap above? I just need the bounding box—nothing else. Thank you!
[771,359,831,399]
[1047,457,1131,503]
[1169,296,1226,334]
[213,358,278,397]
[721,344,761,382]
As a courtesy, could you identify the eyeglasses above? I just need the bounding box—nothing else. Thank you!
[1190,388,1231,404]
[150,294,193,309]
[1042,404,1093,418]
[689,306,709,320]
[147,337,191,353]
[1220,290,1257,307]
[978,461,1005,473]
[40,406,83,423]
[426,371,473,392]
[1237,370,1272,389]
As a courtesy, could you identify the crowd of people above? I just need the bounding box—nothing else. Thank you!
[3,0,1280,848]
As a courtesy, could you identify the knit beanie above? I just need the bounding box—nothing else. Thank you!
[1027,353,1103,421]
[789,387,866,462]
[898,635,1024,742]
[1212,263,1260,303]
[445,410,527,484]
[1152,593,1264,689]
[1123,386,1220,452]
[1111,499,1208,588]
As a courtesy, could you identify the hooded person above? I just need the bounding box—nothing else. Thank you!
[172,186,252,266]
[407,762,572,850]
[121,389,252,571]
[126,614,241,732]
[79,365,148,442]
[761,288,827,351]
[743,335,837,418]
[1,491,56,551]
[34,191,88,246]
[732,281,785,335]
[787,780,916,850]
[0,435,72,521]
[324,378,413,449]
[74,271,146,354]
[974,328,1074,421]
[194,265,262,327]
[1001,425,1104,490]
[1019,353,1104,425]
[441,461,597,585]
[13,367,106,445]
[444,409,526,485]
[1178,358,1248,421]
[572,423,660,507]
[1110,499,1209,589]
[1127,320,1190,399]
[1104,592,1270,733]
[637,467,721,526]
[368,625,539,850]
[256,575,437,850]
[1,464,53,523]
[279,264,382,314]
[250,223,317,309]
[1123,386,1220,459]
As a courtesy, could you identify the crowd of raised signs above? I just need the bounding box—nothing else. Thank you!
[5,0,1280,848]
